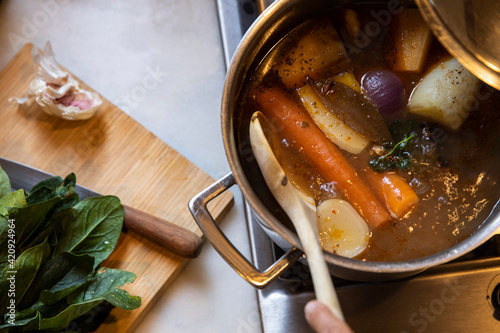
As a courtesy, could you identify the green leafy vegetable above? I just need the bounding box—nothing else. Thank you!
[39,269,140,331]
[0,167,10,199]
[52,197,123,269]
[29,252,95,307]
[0,240,51,309]
[369,134,414,172]
[0,190,26,217]
[0,169,140,332]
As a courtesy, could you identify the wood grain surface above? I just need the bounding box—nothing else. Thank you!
[0,43,234,332]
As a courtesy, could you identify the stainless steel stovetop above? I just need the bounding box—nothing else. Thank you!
[216,1,500,332]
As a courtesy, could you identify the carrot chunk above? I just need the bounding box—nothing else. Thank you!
[364,169,419,218]
[255,87,392,228]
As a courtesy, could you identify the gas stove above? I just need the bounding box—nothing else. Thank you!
[247,201,500,332]
[216,1,500,332]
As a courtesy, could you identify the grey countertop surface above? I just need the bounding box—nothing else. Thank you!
[0,0,261,332]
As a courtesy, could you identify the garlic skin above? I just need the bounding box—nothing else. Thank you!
[13,42,102,121]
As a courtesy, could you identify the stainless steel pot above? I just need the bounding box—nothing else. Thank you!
[189,0,500,285]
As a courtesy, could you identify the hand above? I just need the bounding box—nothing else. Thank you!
[304,300,353,333]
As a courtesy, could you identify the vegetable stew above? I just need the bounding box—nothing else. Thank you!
[239,5,500,262]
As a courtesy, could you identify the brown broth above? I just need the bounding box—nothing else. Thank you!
[240,6,500,262]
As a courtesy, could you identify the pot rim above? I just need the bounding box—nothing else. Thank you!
[221,0,500,275]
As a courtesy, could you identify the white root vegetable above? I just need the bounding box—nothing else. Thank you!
[249,111,344,321]
[316,199,370,258]
[298,84,370,154]
[409,58,480,130]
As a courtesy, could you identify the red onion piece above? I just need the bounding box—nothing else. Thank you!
[361,70,406,120]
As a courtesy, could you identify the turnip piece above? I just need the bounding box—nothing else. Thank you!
[409,58,480,130]
[389,8,433,72]
[317,199,370,258]
[297,84,370,154]
[249,111,345,321]
[361,70,406,121]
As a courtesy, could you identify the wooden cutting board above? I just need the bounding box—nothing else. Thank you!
[0,43,233,331]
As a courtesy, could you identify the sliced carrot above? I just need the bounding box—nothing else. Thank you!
[255,87,392,228]
[363,169,419,218]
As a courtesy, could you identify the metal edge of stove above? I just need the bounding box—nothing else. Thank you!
[216,0,268,331]
[216,0,262,71]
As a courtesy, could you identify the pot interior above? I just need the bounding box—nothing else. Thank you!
[223,0,500,277]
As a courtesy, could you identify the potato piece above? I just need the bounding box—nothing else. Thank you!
[297,84,370,154]
[344,9,361,39]
[275,18,348,88]
[389,8,433,72]
[333,71,361,93]
[316,199,370,258]
[409,58,480,130]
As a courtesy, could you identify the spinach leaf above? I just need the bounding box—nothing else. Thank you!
[29,176,63,195]
[26,186,58,206]
[52,196,124,268]
[0,190,26,217]
[12,297,69,324]
[23,186,79,250]
[0,311,40,331]
[39,253,94,305]
[5,196,61,254]
[68,268,140,309]
[20,252,94,309]
[0,167,10,200]
[39,269,140,331]
[0,240,50,313]
[0,171,140,332]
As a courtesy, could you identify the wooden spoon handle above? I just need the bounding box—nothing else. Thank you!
[123,205,203,258]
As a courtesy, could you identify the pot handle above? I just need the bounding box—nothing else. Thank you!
[189,172,304,289]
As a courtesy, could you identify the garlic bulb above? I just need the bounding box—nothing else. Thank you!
[12,42,102,121]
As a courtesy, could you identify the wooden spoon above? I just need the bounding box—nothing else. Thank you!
[250,111,344,320]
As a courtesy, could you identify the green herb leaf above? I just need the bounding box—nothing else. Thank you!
[389,119,417,142]
[369,134,414,173]
[52,196,124,268]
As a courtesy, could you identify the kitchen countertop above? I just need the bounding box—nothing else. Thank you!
[0,0,262,332]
